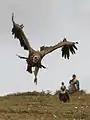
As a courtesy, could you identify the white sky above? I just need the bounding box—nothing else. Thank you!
[0,0,90,95]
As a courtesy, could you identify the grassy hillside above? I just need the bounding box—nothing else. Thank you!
[0,91,90,120]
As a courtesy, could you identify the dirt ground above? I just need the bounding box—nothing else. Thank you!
[0,91,90,120]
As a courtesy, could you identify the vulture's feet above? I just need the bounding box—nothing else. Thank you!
[34,77,37,85]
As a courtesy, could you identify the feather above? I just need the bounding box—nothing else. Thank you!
[70,46,76,54]
[61,46,70,59]
[11,25,29,50]
[73,44,78,50]
[11,13,35,53]
[40,38,78,59]
[16,54,28,59]
[66,47,70,59]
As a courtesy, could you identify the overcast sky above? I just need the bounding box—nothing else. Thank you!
[0,0,90,95]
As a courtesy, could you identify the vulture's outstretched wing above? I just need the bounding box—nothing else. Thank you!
[40,38,78,59]
[11,13,35,53]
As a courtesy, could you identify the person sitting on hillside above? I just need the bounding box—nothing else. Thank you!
[69,74,80,91]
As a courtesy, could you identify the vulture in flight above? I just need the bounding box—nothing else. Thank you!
[11,13,78,84]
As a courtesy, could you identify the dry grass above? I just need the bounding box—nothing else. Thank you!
[0,91,90,120]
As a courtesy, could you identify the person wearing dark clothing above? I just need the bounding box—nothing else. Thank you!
[59,82,70,102]
[60,82,66,93]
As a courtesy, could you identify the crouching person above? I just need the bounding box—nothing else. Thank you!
[59,82,70,103]
[72,74,80,91]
